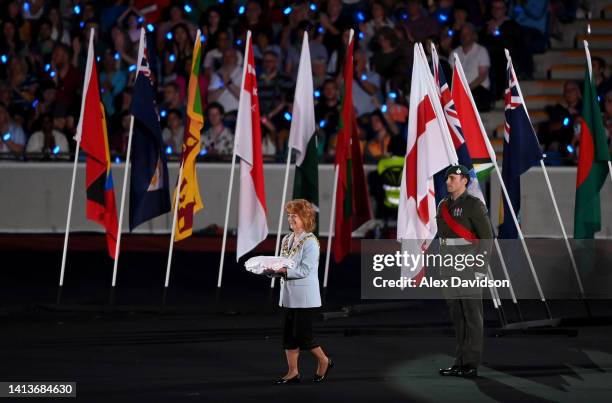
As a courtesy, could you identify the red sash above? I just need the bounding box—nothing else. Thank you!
[440,200,477,242]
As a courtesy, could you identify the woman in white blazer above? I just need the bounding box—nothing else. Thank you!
[265,199,334,385]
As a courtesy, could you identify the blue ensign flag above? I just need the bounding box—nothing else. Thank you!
[129,47,170,230]
[498,58,542,238]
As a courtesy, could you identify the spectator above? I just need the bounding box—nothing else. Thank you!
[201,102,233,157]
[401,0,440,43]
[0,103,26,158]
[47,7,70,45]
[258,50,293,135]
[312,57,329,90]
[234,0,267,44]
[285,21,328,81]
[371,27,402,84]
[208,48,243,115]
[109,111,131,156]
[163,23,194,79]
[203,30,243,76]
[32,18,56,59]
[8,57,37,122]
[157,5,196,51]
[111,25,137,68]
[100,50,128,117]
[509,0,549,79]
[449,7,469,47]
[253,28,282,69]
[360,1,394,56]
[592,57,612,108]
[160,82,184,114]
[481,0,522,99]
[25,113,69,158]
[315,79,340,159]
[540,80,582,158]
[320,0,351,56]
[50,43,81,113]
[353,48,382,118]
[365,110,395,163]
[201,6,227,55]
[450,23,492,111]
[0,19,25,59]
[161,109,184,155]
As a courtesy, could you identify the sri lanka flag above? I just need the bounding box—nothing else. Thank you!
[76,32,118,258]
[175,30,204,241]
[129,29,171,230]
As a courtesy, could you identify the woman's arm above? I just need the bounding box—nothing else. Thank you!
[285,239,319,280]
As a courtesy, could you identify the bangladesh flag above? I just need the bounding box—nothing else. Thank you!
[574,46,611,239]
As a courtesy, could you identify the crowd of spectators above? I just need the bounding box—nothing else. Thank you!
[0,0,608,166]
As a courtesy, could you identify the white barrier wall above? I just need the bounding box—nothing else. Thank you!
[0,162,610,238]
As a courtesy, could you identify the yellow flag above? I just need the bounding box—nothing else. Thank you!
[175,30,204,241]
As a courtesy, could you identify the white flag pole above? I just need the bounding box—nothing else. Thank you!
[323,165,340,288]
[164,30,202,291]
[271,150,291,288]
[111,28,146,292]
[164,161,185,288]
[453,54,551,317]
[58,29,95,302]
[217,31,252,288]
[505,49,585,299]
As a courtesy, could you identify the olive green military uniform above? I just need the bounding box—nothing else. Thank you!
[436,186,493,370]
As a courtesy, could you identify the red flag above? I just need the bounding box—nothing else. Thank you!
[333,31,372,263]
[451,64,492,163]
[77,38,118,259]
[235,32,268,260]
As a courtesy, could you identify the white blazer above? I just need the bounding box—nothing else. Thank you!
[279,232,321,308]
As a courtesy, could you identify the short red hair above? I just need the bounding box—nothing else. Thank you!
[285,199,316,233]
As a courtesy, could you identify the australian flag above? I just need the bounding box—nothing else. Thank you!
[431,47,485,204]
[498,54,542,238]
[129,32,170,230]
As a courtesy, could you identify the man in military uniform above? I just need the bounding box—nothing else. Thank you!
[436,165,493,378]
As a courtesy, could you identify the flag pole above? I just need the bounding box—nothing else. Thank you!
[163,161,185,290]
[506,49,587,308]
[323,165,339,288]
[110,29,146,303]
[217,30,252,288]
[217,150,238,288]
[454,54,552,319]
[271,148,291,288]
[57,29,96,304]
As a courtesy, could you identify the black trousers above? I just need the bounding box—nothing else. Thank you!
[282,308,319,351]
[446,298,484,369]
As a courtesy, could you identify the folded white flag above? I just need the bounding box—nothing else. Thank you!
[244,256,295,275]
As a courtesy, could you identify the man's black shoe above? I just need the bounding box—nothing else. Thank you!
[455,367,478,378]
[438,365,460,376]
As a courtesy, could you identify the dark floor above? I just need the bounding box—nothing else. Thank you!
[1,244,611,402]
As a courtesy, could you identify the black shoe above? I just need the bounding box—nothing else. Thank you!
[439,365,461,376]
[312,359,334,382]
[455,367,478,378]
[274,375,300,384]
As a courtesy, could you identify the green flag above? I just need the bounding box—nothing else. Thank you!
[574,46,611,239]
